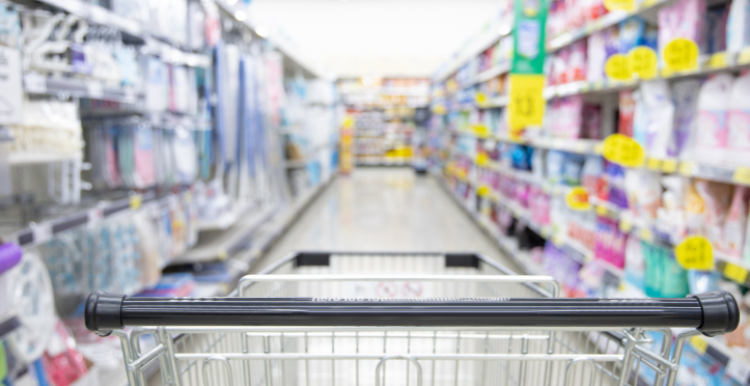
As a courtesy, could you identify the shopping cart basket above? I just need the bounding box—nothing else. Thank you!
[85,251,739,386]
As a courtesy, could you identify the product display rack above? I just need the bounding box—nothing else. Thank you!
[0,0,339,383]
[430,0,750,383]
[436,171,750,385]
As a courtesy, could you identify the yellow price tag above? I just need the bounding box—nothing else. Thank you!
[739,47,750,64]
[724,262,749,284]
[709,52,727,69]
[477,185,491,197]
[475,92,488,106]
[473,124,491,137]
[605,54,631,81]
[724,263,748,284]
[130,195,142,210]
[733,167,750,185]
[602,134,645,167]
[675,236,714,270]
[678,162,696,176]
[566,187,591,211]
[342,116,355,129]
[663,38,699,72]
[627,46,658,80]
[647,158,661,171]
[508,74,546,130]
[620,220,633,233]
[603,0,634,11]
[476,153,490,167]
[690,336,708,354]
[662,159,677,173]
[596,205,608,216]
[432,104,447,115]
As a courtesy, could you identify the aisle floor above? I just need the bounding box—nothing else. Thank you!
[251,167,520,273]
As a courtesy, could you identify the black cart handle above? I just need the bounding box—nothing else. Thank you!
[85,291,739,337]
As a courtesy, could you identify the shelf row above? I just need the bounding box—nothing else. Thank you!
[448,149,750,288]
[452,129,750,188]
[11,186,195,248]
[436,173,750,386]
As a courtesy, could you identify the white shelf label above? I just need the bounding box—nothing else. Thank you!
[726,359,750,384]
[23,73,47,94]
[0,47,23,125]
[86,82,104,99]
[32,223,52,244]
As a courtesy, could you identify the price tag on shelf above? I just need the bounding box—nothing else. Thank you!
[678,161,696,176]
[130,195,143,210]
[508,74,546,130]
[733,167,750,185]
[477,185,491,197]
[595,205,608,216]
[605,54,631,81]
[475,153,490,167]
[475,92,488,106]
[663,38,699,72]
[689,336,708,354]
[661,159,677,173]
[473,124,491,138]
[603,0,634,11]
[723,262,749,284]
[627,46,657,80]
[708,52,728,69]
[86,82,104,99]
[32,223,53,245]
[726,359,750,384]
[23,73,47,94]
[639,228,653,241]
[602,134,645,167]
[675,236,714,270]
[620,220,633,233]
[566,187,591,211]
[739,47,750,64]
[646,158,661,171]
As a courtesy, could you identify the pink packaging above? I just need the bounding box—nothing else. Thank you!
[594,216,627,268]
[582,103,602,139]
[568,40,588,83]
[553,96,584,139]
[555,48,571,84]
[619,90,636,137]
[658,0,707,52]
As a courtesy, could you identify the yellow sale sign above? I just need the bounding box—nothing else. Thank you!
[508,74,546,130]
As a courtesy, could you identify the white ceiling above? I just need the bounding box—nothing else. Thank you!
[247,0,503,78]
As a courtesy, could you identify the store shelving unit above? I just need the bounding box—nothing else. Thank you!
[431,0,750,381]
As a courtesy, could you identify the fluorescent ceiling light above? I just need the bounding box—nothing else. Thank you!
[234,10,247,21]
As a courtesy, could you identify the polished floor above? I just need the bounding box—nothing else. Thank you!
[251,167,519,273]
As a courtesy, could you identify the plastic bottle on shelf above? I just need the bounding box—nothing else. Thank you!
[727,0,750,52]
[728,70,750,166]
[695,73,734,164]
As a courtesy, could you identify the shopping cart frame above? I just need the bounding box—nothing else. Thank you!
[86,251,739,386]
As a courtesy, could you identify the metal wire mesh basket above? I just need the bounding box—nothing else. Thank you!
[85,251,739,386]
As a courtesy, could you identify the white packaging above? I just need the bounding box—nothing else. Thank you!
[696,73,734,164]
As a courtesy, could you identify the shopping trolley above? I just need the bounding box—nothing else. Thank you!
[85,251,739,386]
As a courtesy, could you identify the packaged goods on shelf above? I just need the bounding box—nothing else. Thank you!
[431,0,750,376]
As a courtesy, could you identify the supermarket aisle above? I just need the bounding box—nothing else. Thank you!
[251,167,520,273]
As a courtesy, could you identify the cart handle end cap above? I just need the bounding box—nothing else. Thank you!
[690,291,740,337]
[85,292,125,336]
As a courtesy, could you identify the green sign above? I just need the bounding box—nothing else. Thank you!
[511,0,547,74]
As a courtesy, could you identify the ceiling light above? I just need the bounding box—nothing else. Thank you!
[226,0,238,5]
[234,10,247,21]
[256,26,269,38]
